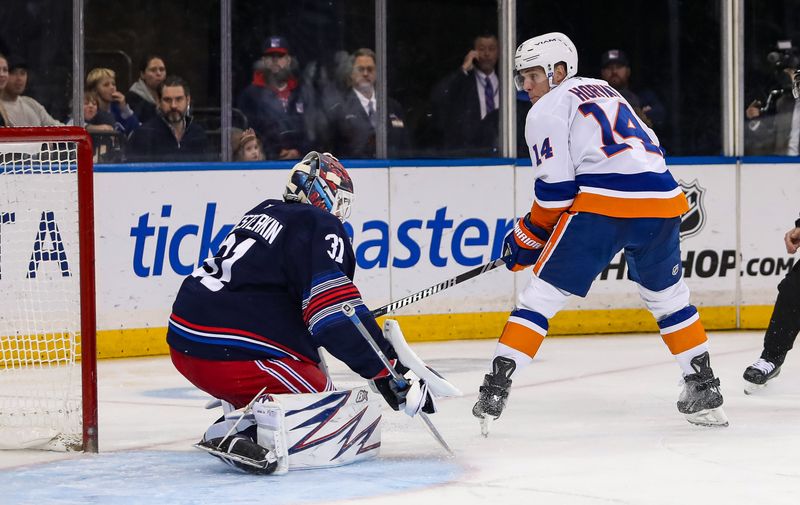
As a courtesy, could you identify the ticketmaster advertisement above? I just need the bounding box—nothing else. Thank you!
[83,160,798,354]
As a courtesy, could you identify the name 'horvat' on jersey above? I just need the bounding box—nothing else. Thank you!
[568,83,622,102]
[233,213,284,244]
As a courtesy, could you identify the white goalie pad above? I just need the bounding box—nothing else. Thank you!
[258,385,382,470]
[383,319,462,398]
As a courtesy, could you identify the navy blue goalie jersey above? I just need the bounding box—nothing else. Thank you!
[167,199,395,380]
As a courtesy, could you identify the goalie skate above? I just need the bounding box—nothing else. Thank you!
[743,359,781,395]
[677,352,728,427]
[195,436,278,475]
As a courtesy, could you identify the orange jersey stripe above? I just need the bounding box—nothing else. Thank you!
[661,319,708,355]
[571,192,689,218]
[498,321,545,358]
[530,202,570,232]
[533,212,573,275]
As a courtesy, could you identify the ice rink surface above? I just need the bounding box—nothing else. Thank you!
[1,330,798,505]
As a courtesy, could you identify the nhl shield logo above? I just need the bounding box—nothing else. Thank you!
[678,179,706,239]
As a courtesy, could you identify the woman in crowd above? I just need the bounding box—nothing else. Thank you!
[126,55,166,124]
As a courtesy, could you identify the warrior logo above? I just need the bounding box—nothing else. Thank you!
[678,179,707,240]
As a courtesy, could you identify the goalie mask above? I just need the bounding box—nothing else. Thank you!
[514,32,578,91]
[283,151,354,221]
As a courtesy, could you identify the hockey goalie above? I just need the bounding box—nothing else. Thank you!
[166,152,458,474]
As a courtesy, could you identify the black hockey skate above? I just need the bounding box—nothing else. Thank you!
[473,356,516,426]
[743,358,781,395]
[195,435,278,475]
[677,352,728,427]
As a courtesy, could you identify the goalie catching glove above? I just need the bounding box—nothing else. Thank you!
[371,366,436,417]
[502,212,550,271]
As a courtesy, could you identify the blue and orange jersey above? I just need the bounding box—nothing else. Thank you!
[523,77,688,232]
[167,199,395,380]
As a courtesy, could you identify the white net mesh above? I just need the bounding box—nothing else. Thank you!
[0,141,83,450]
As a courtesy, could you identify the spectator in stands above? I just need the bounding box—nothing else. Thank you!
[127,55,167,124]
[745,40,800,155]
[0,53,9,126]
[0,56,63,127]
[600,49,666,131]
[66,91,124,163]
[68,91,114,133]
[86,68,140,137]
[237,35,306,160]
[430,33,500,156]
[327,48,409,158]
[231,127,265,161]
[128,75,209,162]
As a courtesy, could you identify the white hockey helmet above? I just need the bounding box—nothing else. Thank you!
[283,151,354,221]
[514,32,578,90]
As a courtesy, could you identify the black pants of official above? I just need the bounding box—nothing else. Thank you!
[760,259,800,366]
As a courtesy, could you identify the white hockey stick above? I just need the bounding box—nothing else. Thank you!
[342,303,454,455]
[370,256,508,318]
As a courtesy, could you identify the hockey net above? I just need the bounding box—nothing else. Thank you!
[0,127,97,452]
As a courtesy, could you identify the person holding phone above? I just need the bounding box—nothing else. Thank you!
[429,32,500,156]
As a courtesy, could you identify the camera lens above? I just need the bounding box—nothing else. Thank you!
[767,51,782,64]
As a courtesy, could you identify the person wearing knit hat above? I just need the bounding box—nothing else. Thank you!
[231,127,265,161]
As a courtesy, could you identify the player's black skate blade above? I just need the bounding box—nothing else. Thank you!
[472,356,515,420]
[743,359,781,394]
[195,436,278,475]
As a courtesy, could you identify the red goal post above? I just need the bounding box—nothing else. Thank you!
[0,126,98,452]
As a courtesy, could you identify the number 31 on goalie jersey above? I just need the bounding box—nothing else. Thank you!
[579,102,664,158]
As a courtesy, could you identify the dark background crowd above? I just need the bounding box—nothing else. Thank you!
[0,0,799,163]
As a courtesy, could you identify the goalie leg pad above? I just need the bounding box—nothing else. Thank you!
[253,395,290,475]
[272,386,382,470]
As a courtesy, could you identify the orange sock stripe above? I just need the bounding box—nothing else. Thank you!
[498,321,545,358]
[661,319,708,355]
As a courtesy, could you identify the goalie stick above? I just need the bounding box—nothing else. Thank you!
[370,256,508,318]
[342,303,453,455]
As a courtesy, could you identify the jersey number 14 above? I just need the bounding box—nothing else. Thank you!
[579,102,663,157]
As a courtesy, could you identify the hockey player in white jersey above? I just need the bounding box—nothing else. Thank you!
[473,32,728,429]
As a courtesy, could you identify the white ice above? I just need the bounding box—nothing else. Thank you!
[1,331,798,505]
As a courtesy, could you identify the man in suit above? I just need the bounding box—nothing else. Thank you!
[430,33,500,157]
[328,48,409,158]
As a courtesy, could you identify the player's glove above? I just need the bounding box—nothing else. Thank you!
[502,213,550,271]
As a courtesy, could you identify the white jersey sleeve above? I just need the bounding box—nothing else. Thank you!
[524,108,576,231]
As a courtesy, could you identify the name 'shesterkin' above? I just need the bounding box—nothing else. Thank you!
[233,212,284,243]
